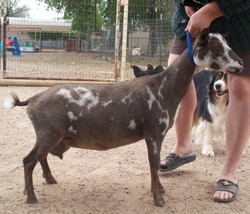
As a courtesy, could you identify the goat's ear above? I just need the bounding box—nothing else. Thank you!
[196,28,209,46]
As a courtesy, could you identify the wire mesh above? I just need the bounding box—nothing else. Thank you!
[0,0,175,82]
[127,0,175,68]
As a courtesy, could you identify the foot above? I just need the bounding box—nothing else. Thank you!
[43,173,57,184]
[213,179,239,203]
[201,144,215,157]
[24,188,38,203]
[159,152,196,172]
[154,196,165,207]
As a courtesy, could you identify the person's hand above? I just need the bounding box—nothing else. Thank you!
[184,6,196,18]
[185,1,223,36]
[185,9,213,36]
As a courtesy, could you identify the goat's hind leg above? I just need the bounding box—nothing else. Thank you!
[40,155,57,184]
[145,136,165,207]
[23,135,59,203]
[23,144,39,203]
[41,140,71,184]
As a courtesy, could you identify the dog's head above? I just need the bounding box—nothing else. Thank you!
[210,71,228,97]
[193,28,243,73]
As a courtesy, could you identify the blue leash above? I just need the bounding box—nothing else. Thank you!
[186,32,195,65]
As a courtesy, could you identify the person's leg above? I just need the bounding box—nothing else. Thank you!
[213,74,250,201]
[160,52,196,168]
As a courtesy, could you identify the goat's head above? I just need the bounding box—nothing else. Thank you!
[193,28,243,73]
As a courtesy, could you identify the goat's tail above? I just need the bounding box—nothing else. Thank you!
[3,92,29,109]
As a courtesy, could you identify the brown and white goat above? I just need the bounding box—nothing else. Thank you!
[4,29,243,207]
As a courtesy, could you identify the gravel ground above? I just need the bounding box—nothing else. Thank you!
[0,86,250,214]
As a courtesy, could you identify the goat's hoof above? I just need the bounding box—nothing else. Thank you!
[154,199,165,207]
[46,178,57,184]
[26,196,38,204]
[43,173,57,184]
[47,180,57,184]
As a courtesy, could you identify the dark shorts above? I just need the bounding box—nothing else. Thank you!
[170,36,250,77]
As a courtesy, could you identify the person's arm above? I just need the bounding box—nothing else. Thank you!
[186,0,250,36]
[185,1,223,36]
[216,0,250,19]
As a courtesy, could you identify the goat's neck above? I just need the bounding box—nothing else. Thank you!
[159,50,196,102]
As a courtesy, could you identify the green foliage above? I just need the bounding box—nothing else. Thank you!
[5,0,30,17]
[39,0,174,31]
[39,0,103,32]
[38,0,175,55]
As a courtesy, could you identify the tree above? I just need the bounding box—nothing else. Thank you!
[39,0,103,32]
[5,0,30,17]
[101,0,174,56]
[38,0,174,55]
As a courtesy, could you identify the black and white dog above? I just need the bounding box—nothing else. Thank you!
[192,69,228,156]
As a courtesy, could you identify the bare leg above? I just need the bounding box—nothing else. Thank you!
[172,80,196,155]
[160,53,196,168]
[213,75,250,201]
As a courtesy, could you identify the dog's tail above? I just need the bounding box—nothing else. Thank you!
[3,92,29,109]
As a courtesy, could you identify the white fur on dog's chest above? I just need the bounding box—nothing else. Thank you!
[208,97,227,136]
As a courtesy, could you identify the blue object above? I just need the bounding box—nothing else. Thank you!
[186,32,195,65]
[9,37,22,56]
[0,41,3,57]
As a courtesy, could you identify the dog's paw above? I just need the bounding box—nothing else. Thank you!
[201,145,215,157]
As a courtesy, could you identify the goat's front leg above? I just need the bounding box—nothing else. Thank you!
[145,136,165,207]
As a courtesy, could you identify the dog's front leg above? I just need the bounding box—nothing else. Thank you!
[144,135,165,207]
[201,121,215,156]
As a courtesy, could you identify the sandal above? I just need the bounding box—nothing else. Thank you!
[213,179,239,203]
[159,152,196,172]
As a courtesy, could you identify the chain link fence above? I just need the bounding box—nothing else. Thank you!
[0,0,175,83]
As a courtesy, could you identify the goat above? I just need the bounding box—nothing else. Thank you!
[4,29,243,207]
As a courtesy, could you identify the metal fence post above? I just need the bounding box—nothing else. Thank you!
[2,15,8,76]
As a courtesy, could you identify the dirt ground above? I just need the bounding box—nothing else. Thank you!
[5,51,162,82]
[0,86,250,214]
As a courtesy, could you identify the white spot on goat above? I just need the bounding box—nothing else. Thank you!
[57,88,72,100]
[152,141,158,155]
[122,93,132,104]
[68,126,77,134]
[159,117,170,136]
[102,100,112,107]
[57,87,99,110]
[158,77,167,99]
[146,87,169,117]
[67,111,78,121]
[128,119,136,130]
[146,87,157,110]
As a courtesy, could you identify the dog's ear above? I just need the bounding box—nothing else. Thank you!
[196,28,210,46]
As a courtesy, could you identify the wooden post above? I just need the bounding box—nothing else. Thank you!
[120,0,129,81]
[114,0,121,80]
